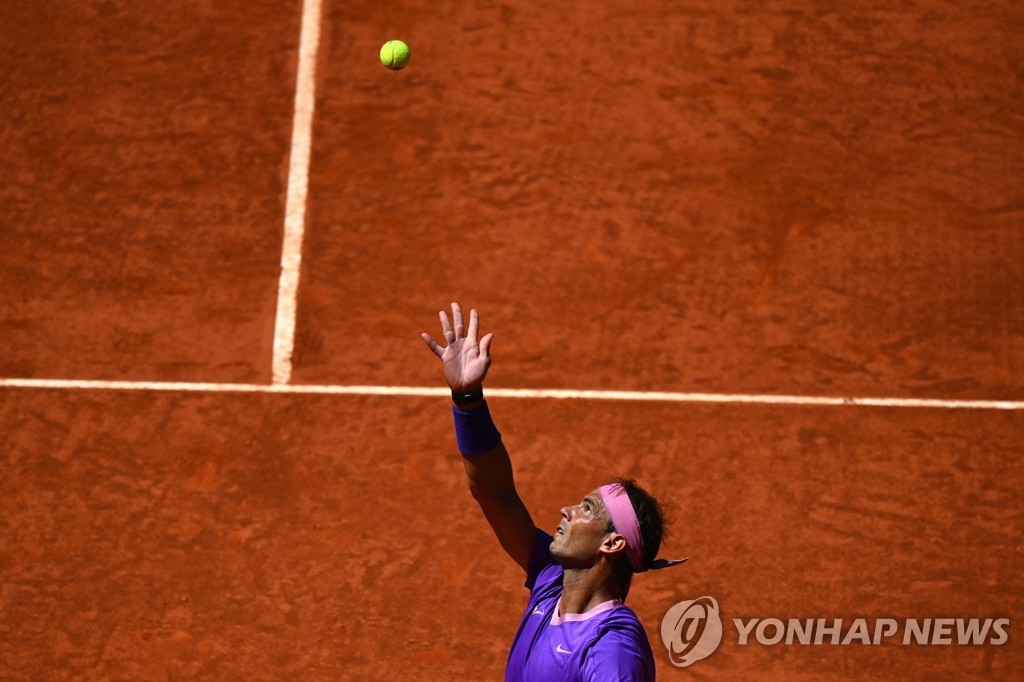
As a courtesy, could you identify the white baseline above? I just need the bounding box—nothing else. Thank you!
[0,379,1020,410]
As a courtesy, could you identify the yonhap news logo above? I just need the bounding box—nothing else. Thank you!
[661,596,1010,669]
[733,616,1010,646]
[660,596,724,667]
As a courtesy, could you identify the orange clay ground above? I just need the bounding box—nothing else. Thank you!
[1,1,1021,679]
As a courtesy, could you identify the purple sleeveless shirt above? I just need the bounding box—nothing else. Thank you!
[505,530,656,681]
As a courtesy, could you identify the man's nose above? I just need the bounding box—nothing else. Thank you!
[561,506,571,520]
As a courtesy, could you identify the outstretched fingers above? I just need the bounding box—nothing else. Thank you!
[451,302,465,340]
[466,308,479,344]
[421,332,444,358]
[439,310,454,344]
[479,332,494,359]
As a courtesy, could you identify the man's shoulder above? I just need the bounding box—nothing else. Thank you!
[594,605,649,641]
[591,607,654,664]
[582,612,656,681]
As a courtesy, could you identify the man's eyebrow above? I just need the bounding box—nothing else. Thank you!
[583,496,602,510]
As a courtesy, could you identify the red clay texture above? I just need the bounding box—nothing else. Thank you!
[0,0,1021,680]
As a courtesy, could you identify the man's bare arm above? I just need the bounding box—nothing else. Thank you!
[422,303,537,572]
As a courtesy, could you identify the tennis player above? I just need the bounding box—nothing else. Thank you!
[422,302,686,681]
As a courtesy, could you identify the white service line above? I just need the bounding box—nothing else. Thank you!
[0,378,1021,410]
[272,0,324,385]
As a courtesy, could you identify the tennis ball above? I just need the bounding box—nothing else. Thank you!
[380,40,410,70]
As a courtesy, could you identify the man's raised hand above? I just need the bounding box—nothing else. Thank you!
[421,302,494,393]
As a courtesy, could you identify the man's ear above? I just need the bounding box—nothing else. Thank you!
[600,532,627,556]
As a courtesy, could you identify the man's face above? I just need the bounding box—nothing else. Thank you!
[549,488,617,567]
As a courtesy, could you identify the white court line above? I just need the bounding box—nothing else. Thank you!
[0,378,1021,410]
[272,0,324,385]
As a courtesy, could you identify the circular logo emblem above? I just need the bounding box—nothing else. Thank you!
[660,596,723,668]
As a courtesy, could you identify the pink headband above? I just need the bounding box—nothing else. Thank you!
[599,483,689,573]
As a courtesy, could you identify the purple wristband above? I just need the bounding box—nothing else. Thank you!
[452,401,502,456]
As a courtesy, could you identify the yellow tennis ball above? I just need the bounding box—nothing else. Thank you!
[380,40,410,71]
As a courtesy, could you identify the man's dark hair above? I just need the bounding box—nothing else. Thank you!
[604,477,671,598]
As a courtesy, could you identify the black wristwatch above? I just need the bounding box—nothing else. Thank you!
[451,388,484,406]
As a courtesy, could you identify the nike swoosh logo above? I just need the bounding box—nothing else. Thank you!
[532,607,545,616]
[556,644,572,654]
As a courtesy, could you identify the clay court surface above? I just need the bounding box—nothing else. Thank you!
[1,0,1021,679]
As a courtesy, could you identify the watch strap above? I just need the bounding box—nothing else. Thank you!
[451,388,484,405]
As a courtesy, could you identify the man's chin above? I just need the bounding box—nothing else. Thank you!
[548,539,570,565]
